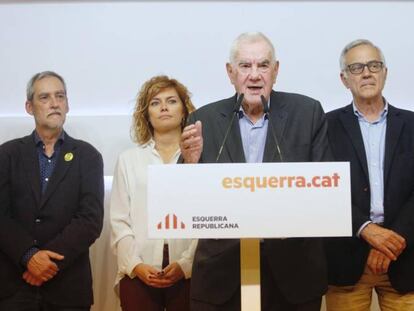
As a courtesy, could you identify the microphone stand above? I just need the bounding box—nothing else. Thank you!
[260,95,283,162]
[215,93,244,162]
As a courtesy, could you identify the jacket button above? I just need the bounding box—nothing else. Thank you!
[35,218,41,223]
[363,187,368,192]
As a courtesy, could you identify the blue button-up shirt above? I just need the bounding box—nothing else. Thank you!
[238,102,269,163]
[353,101,388,233]
[34,131,65,194]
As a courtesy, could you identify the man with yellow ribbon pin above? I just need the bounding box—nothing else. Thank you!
[0,71,104,311]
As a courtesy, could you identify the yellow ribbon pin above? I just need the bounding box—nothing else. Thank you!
[64,152,74,162]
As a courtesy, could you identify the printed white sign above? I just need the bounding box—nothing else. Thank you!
[147,162,351,239]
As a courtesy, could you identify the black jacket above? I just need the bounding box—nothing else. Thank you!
[0,132,104,307]
[325,104,414,293]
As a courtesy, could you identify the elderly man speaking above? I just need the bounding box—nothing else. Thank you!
[180,32,330,311]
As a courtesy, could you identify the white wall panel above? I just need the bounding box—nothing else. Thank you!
[0,2,408,310]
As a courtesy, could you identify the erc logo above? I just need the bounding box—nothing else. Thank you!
[157,214,185,230]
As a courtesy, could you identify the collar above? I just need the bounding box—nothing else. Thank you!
[352,98,389,122]
[33,130,65,147]
[142,138,156,150]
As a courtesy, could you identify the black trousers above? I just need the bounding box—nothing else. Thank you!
[0,284,90,311]
[260,251,322,311]
[190,250,322,311]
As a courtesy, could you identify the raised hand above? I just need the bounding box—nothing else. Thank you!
[180,121,203,164]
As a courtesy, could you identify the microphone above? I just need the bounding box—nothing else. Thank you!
[215,93,244,162]
[261,95,283,162]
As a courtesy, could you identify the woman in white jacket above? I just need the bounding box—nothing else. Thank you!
[110,75,197,311]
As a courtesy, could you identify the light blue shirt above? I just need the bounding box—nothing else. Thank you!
[238,104,269,163]
[353,101,388,234]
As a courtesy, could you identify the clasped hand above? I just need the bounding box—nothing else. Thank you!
[23,250,64,286]
[134,262,185,288]
[361,223,406,275]
[180,121,203,164]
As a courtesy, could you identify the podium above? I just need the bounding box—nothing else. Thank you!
[147,162,352,310]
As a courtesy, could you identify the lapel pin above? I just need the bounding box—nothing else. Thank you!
[64,152,74,162]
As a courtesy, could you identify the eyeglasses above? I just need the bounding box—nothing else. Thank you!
[347,61,384,75]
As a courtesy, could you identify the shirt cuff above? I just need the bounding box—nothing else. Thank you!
[177,257,192,279]
[127,258,143,278]
[357,221,372,237]
[21,247,40,268]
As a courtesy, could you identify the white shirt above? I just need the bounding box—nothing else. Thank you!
[110,140,197,287]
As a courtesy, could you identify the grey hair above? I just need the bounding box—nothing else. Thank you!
[229,32,277,64]
[26,71,67,101]
[339,39,386,72]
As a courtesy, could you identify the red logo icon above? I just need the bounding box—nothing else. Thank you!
[157,214,185,230]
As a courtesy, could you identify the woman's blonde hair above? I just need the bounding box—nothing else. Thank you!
[132,75,195,145]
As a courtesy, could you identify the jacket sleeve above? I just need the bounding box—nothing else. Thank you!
[311,101,333,162]
[390,190,414,248]
[0,143,36,268]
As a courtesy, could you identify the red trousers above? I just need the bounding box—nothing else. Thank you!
[119,245,190,311]
[119,276,191,311]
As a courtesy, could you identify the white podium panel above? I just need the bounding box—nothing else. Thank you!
[147,162,351,239]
